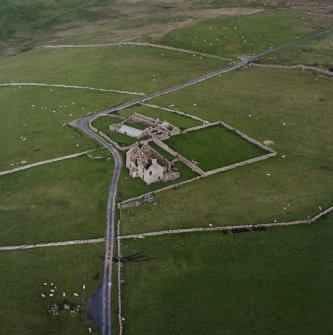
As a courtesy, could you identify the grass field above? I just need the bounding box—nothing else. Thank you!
[0,155,113,245]
[120,67,333,234]
[121,213,333,335]
[0,45,225,94]
[0,87,127,170]
[159,9,332,59]
[118,105,202,129]
[0,244,104,335]
[165,125,265,171]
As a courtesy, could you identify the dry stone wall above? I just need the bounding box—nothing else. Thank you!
[250,63,333,76]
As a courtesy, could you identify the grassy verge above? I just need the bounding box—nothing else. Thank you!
[120,67,333,234]
[121,213,333,335]
[0,243,104,335]
[0,155,113,245]
[165,125,265,171]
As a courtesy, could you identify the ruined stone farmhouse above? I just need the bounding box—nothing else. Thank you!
[126,143,180,185]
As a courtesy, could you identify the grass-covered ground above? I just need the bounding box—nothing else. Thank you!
[0,244,104,335]
[0,87,127,170]
[0,45,225,94]
[119,105,202,129]
[120,67,333,234]
[159,9,332,59]
[121,213,333,335]
[0,155,113,245]
[165,125,265,171]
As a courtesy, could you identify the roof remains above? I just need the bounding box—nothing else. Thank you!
[119,125,143,138]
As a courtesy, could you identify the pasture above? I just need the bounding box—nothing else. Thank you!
[121,213,333,335]
[165,125,265,171]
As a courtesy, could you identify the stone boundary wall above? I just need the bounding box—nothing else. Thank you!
[142,103,207,123]
[118,151,276,209]
[310,205,333,222]
[118,121,278,208]
[118,175,202,209]
[250,63,333,76]
[152,138,178,157]
[177,154,206,175]
[219,120,276,154]
[0,82,145,95]
[204,152,276,176]
[182,121,221,134]
[0,150,95,176]
[98,131,131,151]
[40,42,232,62]
[120,42,232,61]
[89,120,98,133]
[0,238,105,251]
[120,205,333,240]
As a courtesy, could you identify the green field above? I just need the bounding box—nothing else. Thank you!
[165,125,265,171]
[0,244,104,335]
[0,155,112,245]
[159,9,332,59]
[119,105,202,129]
[120,68,333,234]
[121,213,333,335]
[0,87,127,170]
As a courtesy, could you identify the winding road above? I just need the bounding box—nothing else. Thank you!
[75,26,333,335]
